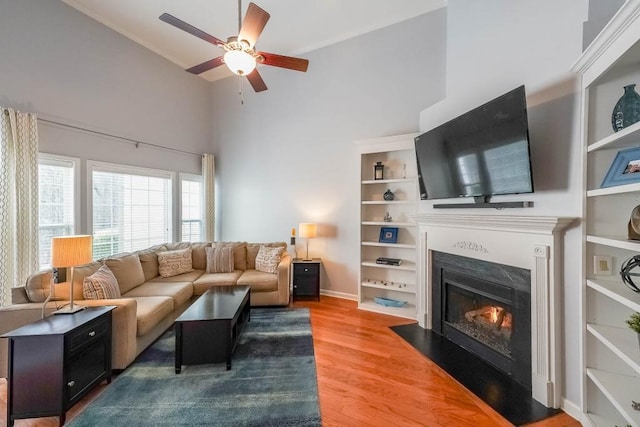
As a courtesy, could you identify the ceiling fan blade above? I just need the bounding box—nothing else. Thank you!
[186,56,225,74]
[246,69,268,92]
[237,3,270,48]
[259,52,309,72]
[159,13,226,47]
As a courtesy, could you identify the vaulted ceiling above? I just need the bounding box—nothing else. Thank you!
[62,0,446,81]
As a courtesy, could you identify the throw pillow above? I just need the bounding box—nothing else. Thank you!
[83,264,121,300]
[158,247,193,278]
[255,245,285,274]
[205,246,235,273]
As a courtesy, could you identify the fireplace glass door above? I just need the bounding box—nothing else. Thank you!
[444,280,513,359]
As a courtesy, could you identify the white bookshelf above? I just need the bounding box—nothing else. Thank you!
[355,133,419,320]
[572,2,640,425]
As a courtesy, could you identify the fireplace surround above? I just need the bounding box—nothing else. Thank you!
[432,251,531,389]
[413,214,574,408]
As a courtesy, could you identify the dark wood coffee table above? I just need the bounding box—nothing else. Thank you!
[174,285,250,373]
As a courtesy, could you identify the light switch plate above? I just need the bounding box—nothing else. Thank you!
[593,255,613,275]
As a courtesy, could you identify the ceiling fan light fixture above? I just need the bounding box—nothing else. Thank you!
[224,49,256,76]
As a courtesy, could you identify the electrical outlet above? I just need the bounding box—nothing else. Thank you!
[593,255,613,275]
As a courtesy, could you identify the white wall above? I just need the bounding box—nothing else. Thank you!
[417,0,588,414]
[211,10,447,297]
[0,0,212,235]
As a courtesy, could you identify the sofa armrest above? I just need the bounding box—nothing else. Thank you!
[79,299,138,370]
[276,253,292,305]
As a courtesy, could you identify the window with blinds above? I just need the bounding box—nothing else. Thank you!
[38,154,78,269]
[89,162,173,259]
[180,174,203,242]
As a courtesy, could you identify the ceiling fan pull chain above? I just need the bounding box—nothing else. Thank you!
[239,75,244,105]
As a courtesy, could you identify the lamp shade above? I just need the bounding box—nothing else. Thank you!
[299,223,317,239]
[224,50,257,76]
[51,235,93,268]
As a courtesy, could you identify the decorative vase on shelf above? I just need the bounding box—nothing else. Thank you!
[611,84,640,132]
[383,189,395,201]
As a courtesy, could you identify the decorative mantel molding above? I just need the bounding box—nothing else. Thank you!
[415,213,577,409]
[411,214,576,235]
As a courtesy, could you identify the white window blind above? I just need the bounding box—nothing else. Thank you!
[90,162,173,259]
[38,154,77,269]
[180,174,203,242]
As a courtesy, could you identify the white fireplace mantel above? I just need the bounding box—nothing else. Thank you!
[412,213,576,408]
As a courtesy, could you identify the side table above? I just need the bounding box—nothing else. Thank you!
[2,306,115,426]
[292,258,321,301]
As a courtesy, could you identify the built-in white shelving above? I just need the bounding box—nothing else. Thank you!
[572,2,640,425]
[355,133,419,320]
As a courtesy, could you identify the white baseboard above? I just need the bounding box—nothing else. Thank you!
[560,397,585,425]
[319,289,358,301]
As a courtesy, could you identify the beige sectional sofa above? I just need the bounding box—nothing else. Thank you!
[0,241,291,378]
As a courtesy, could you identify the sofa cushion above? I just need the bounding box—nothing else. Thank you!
[136,245,167,281]
[192,271,243,295]
[158,248,193,278]
[123,281,192,307]
[213,242,247,271]
[83,265,121,300]
[205,246,234,273]
[246,242,287,270]
[147,269,204,283]
[190,242,210,270]
[237,270,278,292]
[255,245,285,274]
[105,253,146,294]
[129,296,174,336]
[24,270,53,303]
[70,261,103,301]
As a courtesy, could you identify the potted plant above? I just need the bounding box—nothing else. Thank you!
[626,312,640,349]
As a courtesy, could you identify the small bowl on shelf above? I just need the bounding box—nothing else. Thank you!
[373,297,407,307]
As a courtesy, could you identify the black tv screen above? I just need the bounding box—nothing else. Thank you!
[415,85,533,201]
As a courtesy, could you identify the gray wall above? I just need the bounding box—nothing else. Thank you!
[0,0,212,236]
[210,10,447,297]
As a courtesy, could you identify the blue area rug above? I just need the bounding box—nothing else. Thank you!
[69,308,321,426]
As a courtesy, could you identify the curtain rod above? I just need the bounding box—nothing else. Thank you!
[34,114,202,158]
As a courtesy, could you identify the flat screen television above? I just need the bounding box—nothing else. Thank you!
[414,85,534,205]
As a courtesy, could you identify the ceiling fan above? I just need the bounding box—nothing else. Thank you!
[159,1,309,93]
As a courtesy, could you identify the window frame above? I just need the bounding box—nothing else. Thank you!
[87,160,175,257]
[179,172,204,242]
[38,153,80,269]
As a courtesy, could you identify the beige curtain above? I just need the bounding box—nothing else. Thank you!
[202,153,215,242]
[0,108,40,306]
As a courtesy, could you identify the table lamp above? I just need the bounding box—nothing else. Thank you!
[298,223,317,261]
[51,235,93,314]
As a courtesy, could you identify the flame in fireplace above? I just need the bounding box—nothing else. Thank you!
[465,305,512,332]
[490,307,499,323]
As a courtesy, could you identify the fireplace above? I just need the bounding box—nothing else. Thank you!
[432,251,531,389]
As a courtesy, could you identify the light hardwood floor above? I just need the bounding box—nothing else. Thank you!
[1,296,580,426]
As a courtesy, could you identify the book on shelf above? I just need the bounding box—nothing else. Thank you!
[376,257,402,266]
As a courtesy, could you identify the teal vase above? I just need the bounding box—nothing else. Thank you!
[612,84,640,132]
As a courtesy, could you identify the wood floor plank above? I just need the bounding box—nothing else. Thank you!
[0,295,581,426]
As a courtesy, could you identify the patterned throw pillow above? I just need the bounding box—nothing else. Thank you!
[83,264,121,300]
[255,245,285,274]
[205,246,235,274]
[158,248,193,278]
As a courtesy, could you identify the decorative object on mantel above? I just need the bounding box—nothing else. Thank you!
[600,146,640,188]
[374,161,384,180]
[626,312,640,350]
[628,205,640,240]
[632,400,640,412]
[611,84,640,132]
[620,256,640,293]
[383,212,392,222]
[383,189,395,201]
